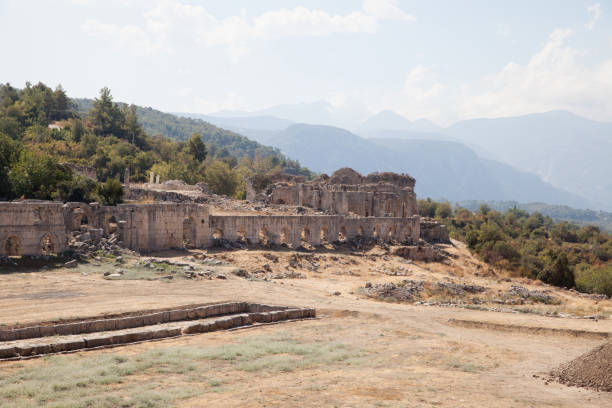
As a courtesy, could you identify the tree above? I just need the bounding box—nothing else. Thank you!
[205,160,238,197]
[89,87,125,137]
[187,133,207,162]
[96,178,124,206]
[0,133,21,198]
[71,118,85,142]
[435,202,453,219]
[538,252,574,288]
[8,150,72,199]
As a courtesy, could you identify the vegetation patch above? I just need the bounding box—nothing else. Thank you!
[419,198,612,296]
[0,335,367,407]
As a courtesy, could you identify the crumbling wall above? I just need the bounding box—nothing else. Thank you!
[0,202,211,256]
[248,168,418,218]
[0,202,68,256]
[420,219,450,243]
[209,214,420,247]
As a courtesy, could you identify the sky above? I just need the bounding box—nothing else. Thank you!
[1,0,611,126]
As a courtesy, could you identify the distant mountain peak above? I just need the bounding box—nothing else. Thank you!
[359,110,441,133]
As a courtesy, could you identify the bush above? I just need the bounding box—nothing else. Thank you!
[575,264,612,296]
[96,178,123,206]
[205,160,238,197]
[57,175,97,202]
[537,252,575,288]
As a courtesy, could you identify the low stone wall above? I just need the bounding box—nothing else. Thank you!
[0,302,316,359]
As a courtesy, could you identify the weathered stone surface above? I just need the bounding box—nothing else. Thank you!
[0,169,447,256]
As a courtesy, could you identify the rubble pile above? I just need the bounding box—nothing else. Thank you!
[363,280,425,302]
[507,285,557,304]
[552,341,612,392]
[68,228,124,257]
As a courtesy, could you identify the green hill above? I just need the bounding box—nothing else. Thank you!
[72,98,286,160]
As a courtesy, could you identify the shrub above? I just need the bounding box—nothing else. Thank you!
[537,252,575,288]
[96,178,123,206]
[575,264,612,296]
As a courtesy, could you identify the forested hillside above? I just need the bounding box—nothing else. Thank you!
[72,98,288,160]
[0,82,311,203]
[420,199,612,296]
[457,201,612,232]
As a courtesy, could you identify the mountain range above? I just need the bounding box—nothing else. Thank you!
[177,105,611,211]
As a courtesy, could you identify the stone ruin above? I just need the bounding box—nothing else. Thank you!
[247,167,418,218]
[0,168,449,257]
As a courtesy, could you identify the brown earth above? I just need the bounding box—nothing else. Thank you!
[0,240,611,407]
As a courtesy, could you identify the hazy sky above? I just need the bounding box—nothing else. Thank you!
[1,0,611,125]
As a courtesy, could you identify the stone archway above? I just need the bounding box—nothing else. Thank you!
[280,227,290,246]
[320,226,329,244]
[183,217,196,248]
[40,233,56,256]
[213,228,224,240]
[301,227,311,246]
[338,226,347,242]
[106,216,118,234]
[4,236,21,256]
[259,227,270,245]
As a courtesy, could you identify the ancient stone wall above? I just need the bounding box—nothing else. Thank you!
[0,202,211,256]
[0,201,424,256]
[419,219,450,243]
[209,215,420,247]
[0,202,68,256]
[247,168,418,218]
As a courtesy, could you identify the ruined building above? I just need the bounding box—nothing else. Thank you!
[247,168,418,218]
[0,168,448,257]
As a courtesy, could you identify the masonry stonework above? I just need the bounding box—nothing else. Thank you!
[0,168,448,257]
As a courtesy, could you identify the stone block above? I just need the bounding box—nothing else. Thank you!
[169,309,188,322]
[16,345,33,357]
[39,325,56,337]
[149,328,170,339]
[114,316,143,330]
[0,346,17,359]
[239,314,253,326]
[141,313,165,326]
[84,336,113,348]
[32,344,52,355]
[194,306,209,319]
[55,322,87,336]
[51,339,85,353]
[0,330,15,342]
[13,326,41,340]
[166,328,182,337]
[287,309,301,320]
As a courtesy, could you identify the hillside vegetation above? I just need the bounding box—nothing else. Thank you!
[420,199,612,296]
[0,82,310,202]
[457,200,612,232]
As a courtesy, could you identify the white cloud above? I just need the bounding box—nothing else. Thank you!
[382,29,612,125]
[81,19,162,56]
[81,0,414,62]
[586,3,601,31]
[362,0,416,21]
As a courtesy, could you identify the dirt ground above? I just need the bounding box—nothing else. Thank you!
[0,241,611,407]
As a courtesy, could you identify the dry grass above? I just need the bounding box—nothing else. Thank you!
[0,335,369,408]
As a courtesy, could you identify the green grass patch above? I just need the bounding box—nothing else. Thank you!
[0,335,368,407]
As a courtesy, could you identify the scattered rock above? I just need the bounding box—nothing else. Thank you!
[552,341,612,392]
[64,260,78,268]
[364,280,425,302]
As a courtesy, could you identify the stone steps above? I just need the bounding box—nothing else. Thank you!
[0,303,315,360]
